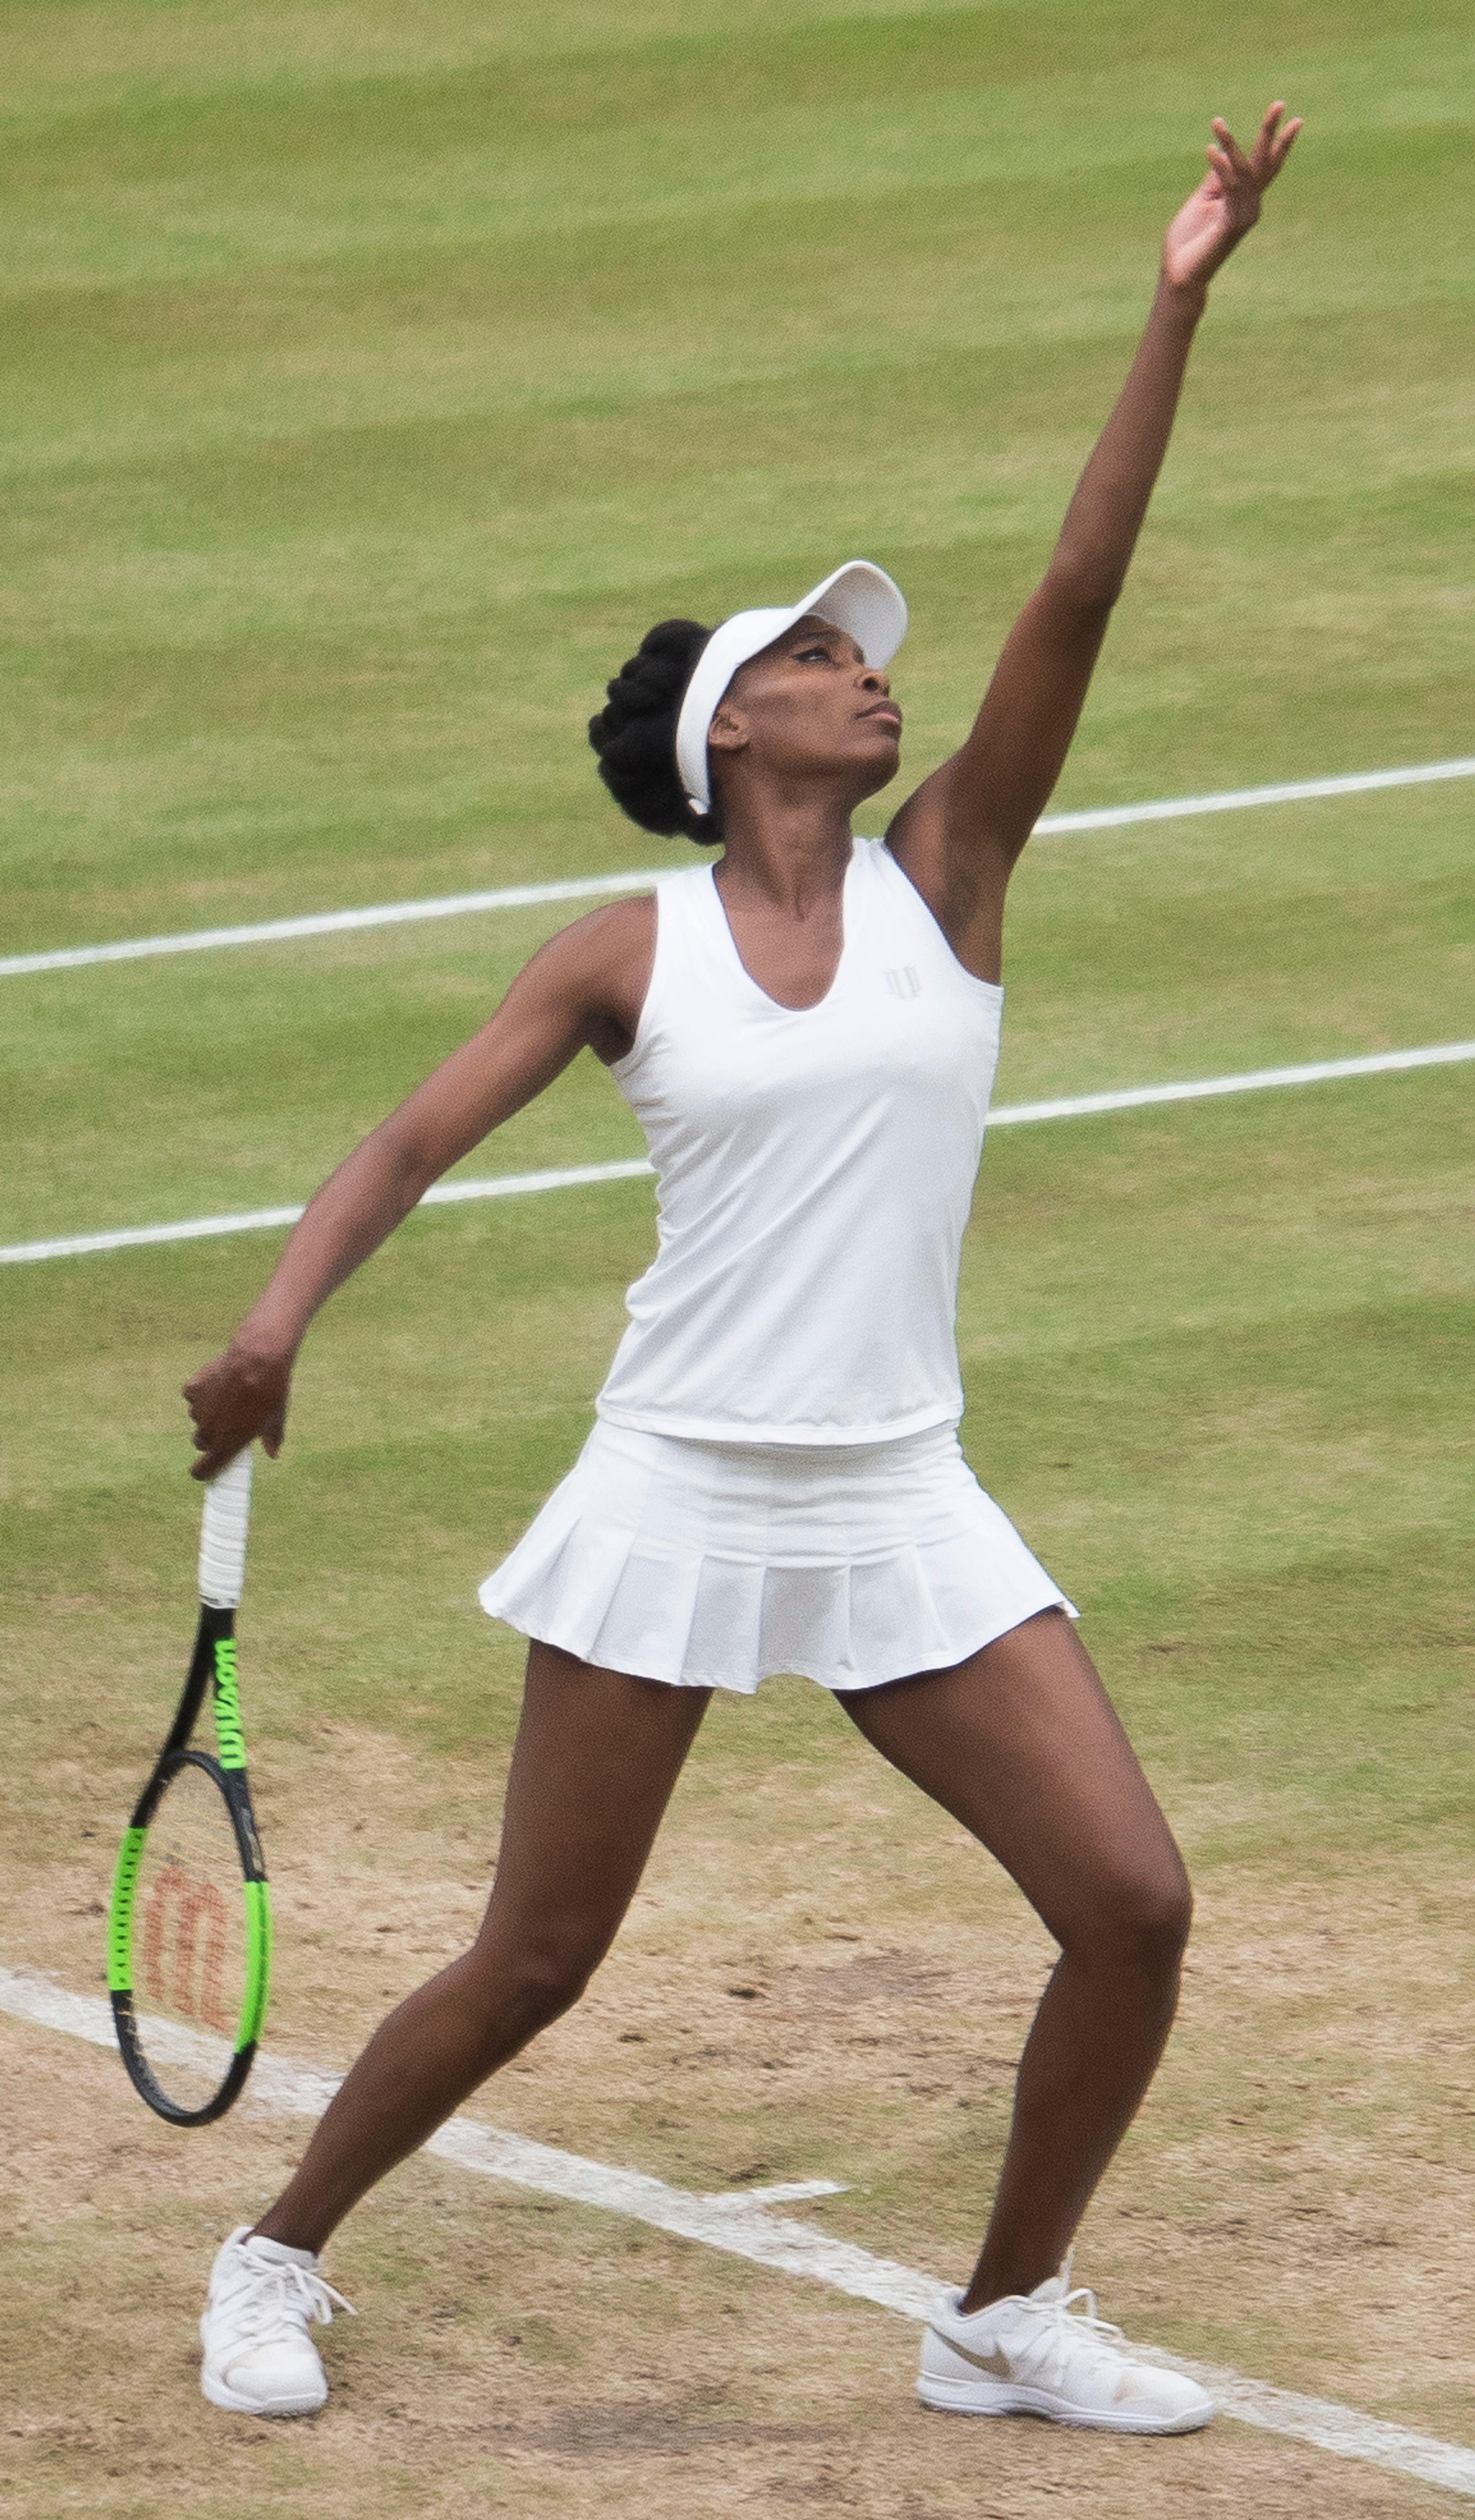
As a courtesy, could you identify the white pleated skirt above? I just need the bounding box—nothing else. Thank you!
[478,1418,1075,1695]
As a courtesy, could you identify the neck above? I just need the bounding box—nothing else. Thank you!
[712,788,857,912]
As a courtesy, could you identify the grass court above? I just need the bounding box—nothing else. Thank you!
[2,3,1472,2513]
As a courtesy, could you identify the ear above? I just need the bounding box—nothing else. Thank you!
[707,701,748,758]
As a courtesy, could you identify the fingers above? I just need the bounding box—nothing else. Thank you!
[1252,101,1303,178]
[188,1408,244,1482]
[1209,116,1253,182]
[1198,101,1300,245]
[1201,136,1260,238]
[1211,103,1302,191]
[189,1408,285,1481]
[1166,99,1298,290]
[183,1343,292,1478]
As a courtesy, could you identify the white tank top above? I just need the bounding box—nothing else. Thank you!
[597,836,1003,1445]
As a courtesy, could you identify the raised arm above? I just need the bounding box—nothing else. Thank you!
[887,103,1300,979]
[182,896,655,1477]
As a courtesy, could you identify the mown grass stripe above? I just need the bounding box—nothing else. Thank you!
[2,1965,1472,2499]
[3,1048,1470,1268]
[5,758,1473,980]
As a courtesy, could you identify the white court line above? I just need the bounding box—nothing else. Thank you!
[0,1160,657,1267]
[1033,755,1475,834]
[980,1039,1475,1126]
[0,870,674,979]
[3,1042,1472,1267]
[3,1964,1473,2500]
[5,755,1473,980]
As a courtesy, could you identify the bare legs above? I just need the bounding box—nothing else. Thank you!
[255,1610,1188,2311]
[255,1645,709,2253]
[842,1608,1190,2308]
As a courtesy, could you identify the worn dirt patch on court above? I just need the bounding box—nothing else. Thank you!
[2,2007,1461,2520]
[4,1713,1473,2518]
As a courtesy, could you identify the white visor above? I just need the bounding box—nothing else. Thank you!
[674,559,907,818]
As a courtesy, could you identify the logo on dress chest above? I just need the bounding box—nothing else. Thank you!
[883,964,922,1001]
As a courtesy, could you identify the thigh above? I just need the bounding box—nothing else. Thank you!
[477,1641,711,1958]
[839,1609,1187,1951]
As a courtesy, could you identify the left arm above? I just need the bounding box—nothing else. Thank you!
[888,103,1301,980]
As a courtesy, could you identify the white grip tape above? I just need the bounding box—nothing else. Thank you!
[198,1448,253,1608]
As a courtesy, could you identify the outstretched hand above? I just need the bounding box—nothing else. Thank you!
[184,1339,292,1481]
[1162,103,1301,296]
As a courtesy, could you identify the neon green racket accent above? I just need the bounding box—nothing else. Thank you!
[237,1880,272,2049]
[107,1827,147,1991]
[212,1638,247,1770]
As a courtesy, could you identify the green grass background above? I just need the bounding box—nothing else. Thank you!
[1,0,1473,2455]
[3,0,1471,1898]
[2,1,1472,952]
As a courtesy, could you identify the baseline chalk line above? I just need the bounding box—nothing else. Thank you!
[3,1965,1473,2500]
[1034,754,1475,835]
[0,1159,657,1266]
[0,870,675,980]
[4,1042,1471,1267]
[6,755,1473,980]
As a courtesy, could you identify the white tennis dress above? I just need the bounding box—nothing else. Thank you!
[480,838,1072,1690]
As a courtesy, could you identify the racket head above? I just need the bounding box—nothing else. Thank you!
[109,1747,270,2127]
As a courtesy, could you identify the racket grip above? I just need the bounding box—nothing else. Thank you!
[199,1448,254,1608]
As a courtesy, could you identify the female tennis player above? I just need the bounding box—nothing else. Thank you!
[185,107,1298,2428]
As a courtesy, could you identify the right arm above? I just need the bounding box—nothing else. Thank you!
[183,894,655,1478]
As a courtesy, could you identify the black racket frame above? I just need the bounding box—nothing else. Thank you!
[110,1603,268,2128]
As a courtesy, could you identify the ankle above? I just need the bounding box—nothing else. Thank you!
[251,2213,321,2256]
[960,2257,1060,2315]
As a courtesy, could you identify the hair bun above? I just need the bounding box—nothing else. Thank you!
[589,619,719,842]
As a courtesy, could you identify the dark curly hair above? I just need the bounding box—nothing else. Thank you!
[588,618,720,843]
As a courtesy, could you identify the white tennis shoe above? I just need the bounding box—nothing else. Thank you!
[200,2225,353,2416]
[918,2264,1214,2434]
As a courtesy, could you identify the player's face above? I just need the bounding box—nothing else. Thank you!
[709,616,902,804]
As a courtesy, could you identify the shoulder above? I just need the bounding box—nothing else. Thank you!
[505,889,660,1065]
[523,889,657,982]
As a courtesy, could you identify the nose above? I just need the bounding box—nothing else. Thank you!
[859,663,890,694]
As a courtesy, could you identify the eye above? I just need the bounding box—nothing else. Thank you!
[793,642,834,664]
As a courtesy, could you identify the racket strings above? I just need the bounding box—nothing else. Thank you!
[132,1762,248,2106]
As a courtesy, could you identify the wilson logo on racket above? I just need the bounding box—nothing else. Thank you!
[212,1639,247,1770]
[141,1861,232,2032]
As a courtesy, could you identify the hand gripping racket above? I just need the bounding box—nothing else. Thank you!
[108,1450,272,2125]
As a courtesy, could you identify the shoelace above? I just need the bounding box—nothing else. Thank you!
[1006,2282,1133,2393]
[214,2253,356,2346]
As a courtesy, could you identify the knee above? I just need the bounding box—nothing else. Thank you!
[463,1918,605,2046]
[511,1936,605,2037]
[1076,1859,1193,1978]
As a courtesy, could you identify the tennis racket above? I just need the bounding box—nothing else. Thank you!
[107,1449,272,2125]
